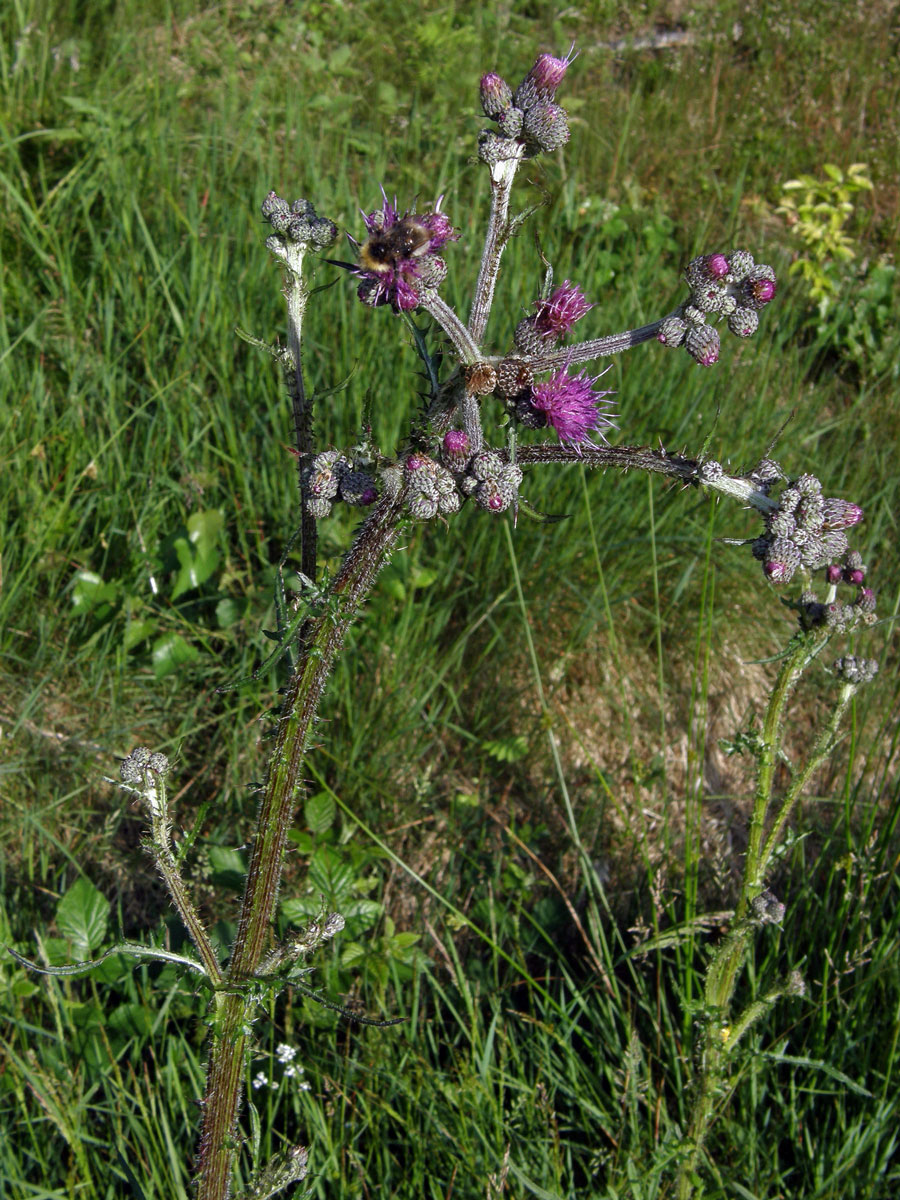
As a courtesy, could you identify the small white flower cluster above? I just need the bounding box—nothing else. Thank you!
[252,1044,312,1092]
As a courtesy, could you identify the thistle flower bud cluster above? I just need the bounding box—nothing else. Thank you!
[751,472,864,584]
[261,193,338,250]
[459,450,523,513]
[832,655,879,685]
[403,453,461,521]
[751,889,786,925]
[303,450,378,520]
[478,50,573,162]
[120,746,171,820]
[657,251,777,366]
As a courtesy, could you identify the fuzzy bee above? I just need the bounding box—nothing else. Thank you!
[325,196,457,311]
[356,213,434,276]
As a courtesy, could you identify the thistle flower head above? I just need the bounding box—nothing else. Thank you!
[533,280,592,338]
[528,366,617,448]
[514,48,575,109]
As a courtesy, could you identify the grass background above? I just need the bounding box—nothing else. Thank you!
[2,0,899,1197]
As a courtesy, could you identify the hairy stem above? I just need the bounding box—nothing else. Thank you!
[676,628,842,1198]
[194,492,406,1200]
[467,154,523,345]
[283,269,318,584]
[419,294,481,364]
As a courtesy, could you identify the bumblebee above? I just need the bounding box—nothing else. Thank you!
[356,214,433,275]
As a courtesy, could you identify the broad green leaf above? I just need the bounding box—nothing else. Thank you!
[171,536,220,600]
[305,791,336,834]
[71,570,118,613]
[186,508,225,550]
[151,632,200,678]
[124,618,156,650]
[207,846,247,889]
[56,878,110,957]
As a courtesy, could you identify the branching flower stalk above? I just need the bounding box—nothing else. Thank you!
[15,49,880,1200]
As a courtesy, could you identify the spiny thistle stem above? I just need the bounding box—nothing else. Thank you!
[419,293,481,364]
[468,154,523,344]
[194,492,406,1200]
[508,318,666,369]
[676,631,862,1199]
[283,264,318,584]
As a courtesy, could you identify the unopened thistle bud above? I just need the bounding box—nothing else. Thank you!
[854,586,877,614]
[514,51,572,111]
[764,537,802,582]
[657,314,688,347]
[442,429,471,473]
[741,266,777,310]
[495,358,534,398]
[726,249,755,278]
[514,317,546,356]
[822,498,864,530]
[407,492,438,520]
[728,307,759,338]
[522,102,570,153]
[306,450,343,500]
[685,323,720,366]
[337,468,378,506]
[480,72,513,118]
[497,106,524,138]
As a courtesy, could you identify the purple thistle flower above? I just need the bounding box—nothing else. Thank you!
[533,280,592,339]
[529,366,616,448]
[521,50,574,101]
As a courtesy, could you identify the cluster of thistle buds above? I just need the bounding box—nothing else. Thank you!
[751,889,786,926]
[119,746,171,821]
[448,437,524,514]
[478,50,573,163]
[657,251,777,366]
[401,451,461,520]
[832,655,879,685]
[734,465,878,632]
[257,911,346,976]
[120,745,170,784]
[303,450,378,519]
[261,193,337,251]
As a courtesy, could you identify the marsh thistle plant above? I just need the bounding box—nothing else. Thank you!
[13,49,881,1200]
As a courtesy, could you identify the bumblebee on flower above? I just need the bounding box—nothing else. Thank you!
[344,193,459,312]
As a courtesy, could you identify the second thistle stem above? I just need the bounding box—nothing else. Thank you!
[677,627,852,1197]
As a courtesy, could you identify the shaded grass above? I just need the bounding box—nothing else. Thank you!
[2,0,899,1196]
